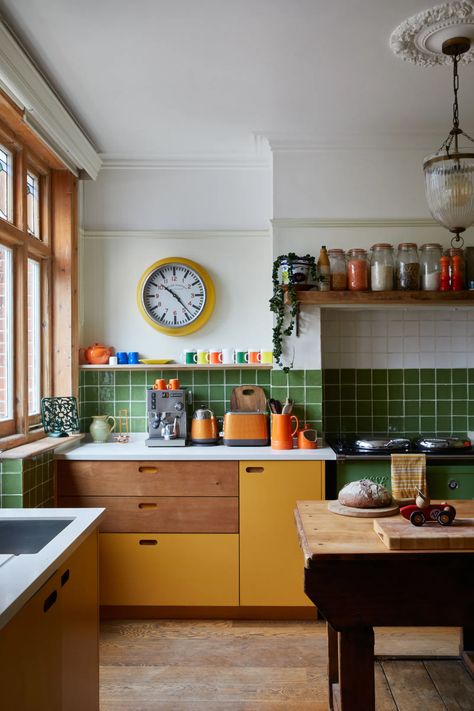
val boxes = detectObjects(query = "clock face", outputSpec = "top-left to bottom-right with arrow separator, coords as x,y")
137,258 -> 215,336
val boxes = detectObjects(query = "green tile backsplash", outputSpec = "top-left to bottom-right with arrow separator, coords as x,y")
0,452 -> 54,509
324,368 -> 474,437
78,368 -> 323,436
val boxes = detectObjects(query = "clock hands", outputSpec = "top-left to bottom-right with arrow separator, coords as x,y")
161,284 -> 193,316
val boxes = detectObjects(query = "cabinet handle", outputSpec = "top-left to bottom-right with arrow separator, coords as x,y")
246,466 -> 264,473
139,539 -> 158,545
43,590 -> 58,613
138,466 -> 158,474
138,502 -> 157,509
61,569 -> 70,587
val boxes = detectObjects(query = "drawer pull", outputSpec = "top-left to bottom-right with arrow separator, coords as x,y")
61,569 -> 70,587
246,466 -> 264,473
138,466 -> 158,474
138,502 -> 158,509
139,539 -> 158,546
43,590 -> 58,613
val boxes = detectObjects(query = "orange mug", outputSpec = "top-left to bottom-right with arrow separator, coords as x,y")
248,349 -> 262,365
168,378 -> 180,390
153,379 -> 167,390
297,427 -> 317,449
271,414 -> 299,450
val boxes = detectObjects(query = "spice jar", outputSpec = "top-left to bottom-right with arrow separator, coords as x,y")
370,243 -> 394,291
396,243 -> 420,290
328,249 -> 347,290
419,243 -> 442,291
444,247 -> 465,290
346,249 -> 369,291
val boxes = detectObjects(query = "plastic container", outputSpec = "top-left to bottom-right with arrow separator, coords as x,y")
370,243 -> 394,291
346,249 -> 369,291
419,243 -> 442,291
396,243 -> 420,290
328,249 -> 347,290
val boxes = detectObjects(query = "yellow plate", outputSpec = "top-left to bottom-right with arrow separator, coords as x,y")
139,359 -> 174,365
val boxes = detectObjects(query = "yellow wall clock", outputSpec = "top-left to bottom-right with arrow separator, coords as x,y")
137,257 -> 215,336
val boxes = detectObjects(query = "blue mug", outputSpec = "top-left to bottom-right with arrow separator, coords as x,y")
128,351 -> 139,364
116,352 -> 128,365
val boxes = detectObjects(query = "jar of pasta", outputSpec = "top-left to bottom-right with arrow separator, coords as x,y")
396,243 -> 420,290
328,249 -> 347,290
370,243 -> 394,291
346,249 -> 369,291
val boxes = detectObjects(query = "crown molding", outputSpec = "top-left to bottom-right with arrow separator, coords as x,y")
272,217 -> 441,229
261,131 -> 445,153
99,153 -> 272,170
0,20 -> 101,179
82,229 -> 271,241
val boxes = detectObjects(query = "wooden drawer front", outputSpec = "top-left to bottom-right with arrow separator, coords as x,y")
59,496 -> 238,533
57,460 -> 238,497
99,533 -> 239,606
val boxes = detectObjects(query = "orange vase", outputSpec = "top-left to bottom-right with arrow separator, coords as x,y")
271,414 -> 299,450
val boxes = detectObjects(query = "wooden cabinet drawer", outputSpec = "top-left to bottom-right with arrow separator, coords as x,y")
57,460 -> 238,497
99,533 -> 239,606
59,496 -> 238,533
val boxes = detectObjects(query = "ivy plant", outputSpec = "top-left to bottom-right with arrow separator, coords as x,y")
269,253 -> 317,372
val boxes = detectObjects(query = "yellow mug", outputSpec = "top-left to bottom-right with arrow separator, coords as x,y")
260,349 -> 273,364
197,349 -> 210,365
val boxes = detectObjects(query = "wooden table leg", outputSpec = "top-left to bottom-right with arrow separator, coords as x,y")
338,627 -> 375,711
460,626 -> 474,675
327,622 -> 339,710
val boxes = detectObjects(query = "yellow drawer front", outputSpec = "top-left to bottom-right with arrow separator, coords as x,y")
99,533 -> 239,606
240,461 -> 323,606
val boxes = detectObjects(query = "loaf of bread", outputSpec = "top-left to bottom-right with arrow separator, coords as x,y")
338,479 -> 392,508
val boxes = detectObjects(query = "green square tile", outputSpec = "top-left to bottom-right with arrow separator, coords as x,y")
388,417 -> 404,433
99,402 -> 115,416
99,386 -> 115,402
389,384 -> 403,400
243,370 -> 257,384
356,369 -> 371,384
146,370 -> 162,385
340,369 -> 355,384
357,416 -> 372,433
356,385 -> 371,400
372,385 -> 387,400
84,370 -> 99,385
79,370 -> 86,386
420,369 -> 435,384
324,416 -> 340,434
270,387 -> 287,403
2,473 -> 23,495
469,369 -> 474,383
340,416 -> 357,433
437,416 -> 452,432
271,370 -> 288,387
2,494 -> 23,508
305,403 -> 322,419
325,385 -> 340,401
130,402 -> 146,417
421,400 -> 435,416
372,400 -> 387,416
453,384 -> 467,400
98,371 -> 114,386
131,385 -> 146,401
436,384 -> 452,400
388,369 -> 403,384
305,386 -> 322,404
372,369 -> 387,384
436,368 -> 451,384
193,370 -> 209,385
114,401 -> 130,416
404,369 -> 419,384
288,369 -> 305,386
421,416 -> 436,433
210,385 -> 225,401
131,418 -> 146,433
437,400 -> 451,416
114,385 -> 130,401
405,400 -> 419,416
340,400 -> 355,416
421,384 -> 435,400
453,416 -> 467,431
82,386 -> 99,402
357,401 -> 372,417
225,385 -> 236,402
340,384 -> 355,401
324,400 -> 340,417
178,371 -> 192,386
404,384 -> 419,400
453,400 -> 467,416
115,370 -> 131,385
131,371 -> 146,385
306,370 -> 322,386
388,401 -> 403,416
292,405 -> 305,421
288,386 -> 304,404
224,370 -> 241,385
469,385 -> 474,400
82,402 -> 99,418
209,401 -> 225,417
323,369 -> 339,385
210,370 -> 224,384
257,369 -> 271,385
193,388 -> 210,405
404,417 -> 420,432
468,400 -> 474,416
452,368 -> 467,384
373,416 -> 388,433
1,460 -> 22,474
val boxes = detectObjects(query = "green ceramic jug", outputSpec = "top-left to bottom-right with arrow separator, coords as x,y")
89,415 -> 115,443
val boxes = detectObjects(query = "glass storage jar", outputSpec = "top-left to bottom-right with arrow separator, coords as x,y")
444,247 -> 466,290
396,243 -> 420,290
419,243 -> 442,291
370,243 -> 394,291
328,249 -> 347,290
346,249 -> 369,291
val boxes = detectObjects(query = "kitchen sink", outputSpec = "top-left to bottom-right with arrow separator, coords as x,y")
0,518 -> 75,555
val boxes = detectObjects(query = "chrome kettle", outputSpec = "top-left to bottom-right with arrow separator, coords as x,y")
190,407 -> 219,446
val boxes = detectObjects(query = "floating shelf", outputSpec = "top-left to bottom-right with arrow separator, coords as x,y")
287,289 -> 474,306
79,364 -> 273,371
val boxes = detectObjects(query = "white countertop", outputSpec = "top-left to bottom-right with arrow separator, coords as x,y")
0,507 -> 104,630
54,433 -> 337,461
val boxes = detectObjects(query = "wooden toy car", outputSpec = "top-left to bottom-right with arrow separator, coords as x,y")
400,502 -> 457,527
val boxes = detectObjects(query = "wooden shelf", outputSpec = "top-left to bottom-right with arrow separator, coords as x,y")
288,289 -> 474,306
79,364 -> 273,371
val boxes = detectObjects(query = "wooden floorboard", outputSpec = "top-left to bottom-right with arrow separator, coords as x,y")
99,620 -> 474,711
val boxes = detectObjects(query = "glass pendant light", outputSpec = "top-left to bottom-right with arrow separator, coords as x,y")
423,37 -> 474,246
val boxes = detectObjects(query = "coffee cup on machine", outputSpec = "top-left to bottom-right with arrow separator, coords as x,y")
153,379 -> 167,390
168,379 -> 180,390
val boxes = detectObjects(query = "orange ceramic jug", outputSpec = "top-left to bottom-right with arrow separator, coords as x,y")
82,343 -> 113,365
271,413 -> 299,450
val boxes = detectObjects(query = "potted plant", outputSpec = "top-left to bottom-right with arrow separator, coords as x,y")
269,253 -> 317,372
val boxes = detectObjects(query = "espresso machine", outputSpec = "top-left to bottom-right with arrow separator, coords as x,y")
146,388 -> 189,446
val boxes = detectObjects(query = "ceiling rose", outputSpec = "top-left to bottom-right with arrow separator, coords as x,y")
390,1 -> 474,66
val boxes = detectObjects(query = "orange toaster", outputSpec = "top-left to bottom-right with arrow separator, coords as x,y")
223,412 -> 269,446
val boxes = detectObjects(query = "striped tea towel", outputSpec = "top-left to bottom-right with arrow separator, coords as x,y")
390,453 -> 427,502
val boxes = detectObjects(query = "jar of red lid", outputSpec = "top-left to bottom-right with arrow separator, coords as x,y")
346,249 -> 369,291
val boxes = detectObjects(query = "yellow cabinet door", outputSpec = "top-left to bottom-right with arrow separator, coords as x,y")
99,533 -> 239,606
240,460 -> 323,606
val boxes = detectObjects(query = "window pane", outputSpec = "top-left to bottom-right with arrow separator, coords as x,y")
0,146 -> 13,222
27,171 -> 40,238
28,258 -> 41,415
0,244 -> 13,420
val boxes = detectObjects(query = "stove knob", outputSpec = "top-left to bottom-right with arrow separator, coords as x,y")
448,479 -> 459,490
174,402 -> 184,411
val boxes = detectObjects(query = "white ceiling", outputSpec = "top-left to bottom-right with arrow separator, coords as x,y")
1,0 -> 473,158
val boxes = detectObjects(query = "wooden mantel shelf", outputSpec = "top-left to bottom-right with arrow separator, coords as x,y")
287,289 -> 474,306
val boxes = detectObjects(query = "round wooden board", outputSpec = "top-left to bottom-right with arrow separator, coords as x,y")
328,500 -> 400,518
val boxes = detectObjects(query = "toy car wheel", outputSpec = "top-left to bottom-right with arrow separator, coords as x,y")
438,511 -> 453,526
410,511 -> 425,526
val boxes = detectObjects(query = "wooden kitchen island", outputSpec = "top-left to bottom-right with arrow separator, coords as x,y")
294,500 -> 474,711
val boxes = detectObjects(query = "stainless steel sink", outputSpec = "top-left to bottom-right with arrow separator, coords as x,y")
0,518 -> 74,554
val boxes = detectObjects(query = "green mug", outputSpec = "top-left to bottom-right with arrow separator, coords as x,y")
235,350 -> 248,365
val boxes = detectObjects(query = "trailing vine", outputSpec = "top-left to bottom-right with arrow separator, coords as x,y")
269,253 -> 317,372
